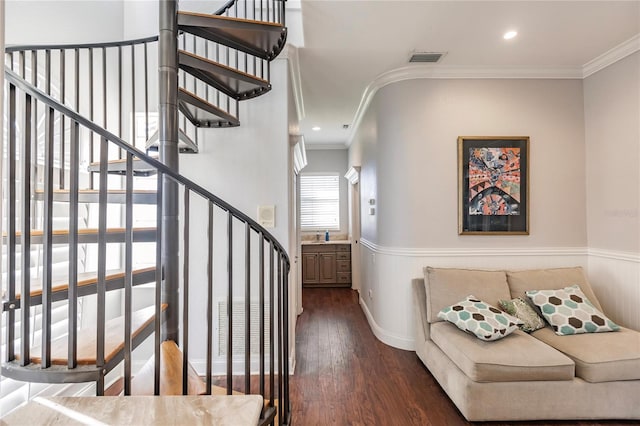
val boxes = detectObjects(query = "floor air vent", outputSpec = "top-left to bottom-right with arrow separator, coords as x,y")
409,52 -> 445,63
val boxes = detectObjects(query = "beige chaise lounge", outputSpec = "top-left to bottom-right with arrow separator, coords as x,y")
412,266 -> 640,421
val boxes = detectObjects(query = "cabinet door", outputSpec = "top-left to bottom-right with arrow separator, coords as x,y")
302,253 -> 319,284
318,253 -> 337,284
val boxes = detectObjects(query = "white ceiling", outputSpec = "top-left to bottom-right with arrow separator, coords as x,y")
293,1 -> 640,147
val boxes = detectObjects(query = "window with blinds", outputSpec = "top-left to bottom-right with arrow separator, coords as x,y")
299,173 -> 340,230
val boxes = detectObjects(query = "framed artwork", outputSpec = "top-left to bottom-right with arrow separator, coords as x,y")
458,136 -> 529,235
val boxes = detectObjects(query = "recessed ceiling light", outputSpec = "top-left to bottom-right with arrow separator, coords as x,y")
503,30 -> 518,40
312,126 -> 321,131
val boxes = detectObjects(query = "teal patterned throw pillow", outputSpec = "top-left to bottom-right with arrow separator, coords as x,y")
526,285 -> 620,336
499,297 -> 546,333
438,295 -> 522,341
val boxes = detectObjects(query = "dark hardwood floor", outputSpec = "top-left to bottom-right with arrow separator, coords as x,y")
290,288 -> 636,426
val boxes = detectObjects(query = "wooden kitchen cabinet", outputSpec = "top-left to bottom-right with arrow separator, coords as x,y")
302,243 -> 351,288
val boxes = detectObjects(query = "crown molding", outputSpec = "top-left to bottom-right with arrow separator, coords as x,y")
345,34 -> 640,148
283,44 -> 305,122
345,65 -> 582,147
583,34 -> 640,78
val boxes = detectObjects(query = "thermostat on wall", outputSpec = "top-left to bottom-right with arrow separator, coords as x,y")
258,205 -> 275,228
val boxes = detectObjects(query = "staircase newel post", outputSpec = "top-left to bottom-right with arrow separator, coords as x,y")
159,0 -> 180,343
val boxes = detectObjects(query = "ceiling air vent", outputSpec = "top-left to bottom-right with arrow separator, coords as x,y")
409,52 -> 445,63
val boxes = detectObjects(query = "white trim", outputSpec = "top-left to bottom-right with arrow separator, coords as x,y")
583,34 -> 640,78
588,248 -> 640,263
359,237 -> 587,258
346,65 -> 582,147
285,45 -> 305,121
345,35 -> 640,148
359,296 -> 414,350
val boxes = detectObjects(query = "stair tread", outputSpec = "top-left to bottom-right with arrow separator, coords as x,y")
87,156 -> 159,176
34,189 -> 158,205
178,50 -> 270,100
178,87 -> 240,127
9,266 -> 156,299
131,340 -> 207,395
36,189 -> 157,195
20,304 -> 167,365
3,227 -> 157,246
178,11 -> 286,61
179,10 -> 284,28
5,226 -> 157,238
179,50 -> 269,83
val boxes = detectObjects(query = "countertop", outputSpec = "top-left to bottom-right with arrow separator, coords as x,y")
301,240 -> 351,245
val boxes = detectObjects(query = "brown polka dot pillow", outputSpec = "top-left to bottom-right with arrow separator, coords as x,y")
526,285 -> 620,336
438,295 -> 522,341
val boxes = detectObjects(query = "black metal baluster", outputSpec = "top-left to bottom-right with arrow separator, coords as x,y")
269,241 -> 275,408
89,48 -> 95,189
21,93 -> 33,365
154,172 -> 163,396
227,211 -> 233,394
277,250 -> 283,425
118,45 -> 123,158
68,120 -> 80,369
259,232 -> 265,396
245,223 -> 251,394
41,106 -> 55,369
124,153 -> 134,395
282,257 -> 290,424
206,203 -> 214,394
7,83 -> 17,363
131,45 -> 136,148
59,49 -> 65,188
103,47 -> 107,133
96,137 -> 109,395
144,42 -> 149,147
183,189 -> 190,395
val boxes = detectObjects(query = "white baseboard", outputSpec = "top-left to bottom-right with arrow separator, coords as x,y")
358,296 -> 414,351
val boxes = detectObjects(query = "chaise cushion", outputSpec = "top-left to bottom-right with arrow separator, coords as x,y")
531,326 -> 640,383
430,321 -> 575,382
424,267 -> 511,323
506,267 -> 604,312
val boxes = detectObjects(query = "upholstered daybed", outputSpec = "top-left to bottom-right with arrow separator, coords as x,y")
412,266 -> 640,421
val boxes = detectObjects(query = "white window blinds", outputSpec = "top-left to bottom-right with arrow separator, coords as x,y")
299,174 -> 340,230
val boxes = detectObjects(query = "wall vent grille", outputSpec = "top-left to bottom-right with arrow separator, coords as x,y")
409,52 -> 445,63
217,301 -> 271,357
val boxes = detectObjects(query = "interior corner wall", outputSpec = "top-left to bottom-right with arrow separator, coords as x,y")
301,149 -> 349,237
584,52 -> 640,330
348,78 -> 590,349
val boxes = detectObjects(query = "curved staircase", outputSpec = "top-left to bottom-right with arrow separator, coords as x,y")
2,1 -> 290,424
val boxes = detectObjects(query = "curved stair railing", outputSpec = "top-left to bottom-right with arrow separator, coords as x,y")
3,66 -> 290,425
2,1 -> 290,425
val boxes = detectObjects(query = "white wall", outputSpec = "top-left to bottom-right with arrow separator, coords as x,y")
179,59 -> 292,372
5,1 -> 124,44
301,148 -> 349,237
584,52 -> 640,330
349,77 -> 593,349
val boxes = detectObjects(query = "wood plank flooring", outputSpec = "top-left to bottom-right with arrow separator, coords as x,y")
290,288 -> 636,426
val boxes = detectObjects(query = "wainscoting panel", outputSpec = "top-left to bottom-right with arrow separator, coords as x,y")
358,239 -> 593,350
588,250 -> 640,331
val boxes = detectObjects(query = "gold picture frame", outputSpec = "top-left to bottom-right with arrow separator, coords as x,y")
458,136 -> 530,235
